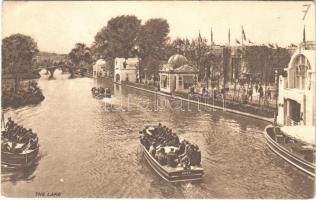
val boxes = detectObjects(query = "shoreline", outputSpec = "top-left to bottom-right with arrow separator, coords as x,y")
112,80 -> 274,123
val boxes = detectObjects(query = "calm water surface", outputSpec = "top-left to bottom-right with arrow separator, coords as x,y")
2,70 -> 314,198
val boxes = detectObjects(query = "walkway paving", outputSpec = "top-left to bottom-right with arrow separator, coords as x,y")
116,82 -> 274,123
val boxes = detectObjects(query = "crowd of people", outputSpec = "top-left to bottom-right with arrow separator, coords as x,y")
196,84 -> 275,105
140,123 -> 201,169
1,117 -> 39,153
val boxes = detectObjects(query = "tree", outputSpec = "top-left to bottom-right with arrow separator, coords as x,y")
243,45 -> 291,86
137,18 -> 170,77
2,33 -> 39,75
93,15 -> 141,59
68,43 -> 93,68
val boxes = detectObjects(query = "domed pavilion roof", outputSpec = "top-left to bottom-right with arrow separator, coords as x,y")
167,54 -> 188,69
95,59 -> 106,66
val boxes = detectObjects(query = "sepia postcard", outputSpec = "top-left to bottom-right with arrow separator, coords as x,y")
1,1 -> 315,198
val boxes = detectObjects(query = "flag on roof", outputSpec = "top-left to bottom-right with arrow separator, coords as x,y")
242,26 -> 247,41
228,28 -> 230,44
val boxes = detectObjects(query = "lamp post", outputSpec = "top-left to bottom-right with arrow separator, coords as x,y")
275,69 -> 279,113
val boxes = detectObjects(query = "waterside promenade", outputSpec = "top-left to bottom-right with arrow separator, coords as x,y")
114,80 -> 274,123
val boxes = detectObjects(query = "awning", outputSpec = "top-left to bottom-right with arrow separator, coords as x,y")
280,126 -> 315,145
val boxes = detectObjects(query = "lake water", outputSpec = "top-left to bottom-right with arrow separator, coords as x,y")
2,70 -> 314,198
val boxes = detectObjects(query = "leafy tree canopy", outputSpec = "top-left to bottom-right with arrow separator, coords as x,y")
2,33 -> 39,74
68,43 -> 93,67
93,15 -> 141,59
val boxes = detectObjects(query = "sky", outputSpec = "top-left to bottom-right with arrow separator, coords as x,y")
2,1 -> 315,54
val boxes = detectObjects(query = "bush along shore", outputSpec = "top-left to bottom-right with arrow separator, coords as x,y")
2,82 -> 45,108
119,81 -> 276,119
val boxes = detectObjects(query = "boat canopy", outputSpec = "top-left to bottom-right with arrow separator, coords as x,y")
280,126 -> 315,145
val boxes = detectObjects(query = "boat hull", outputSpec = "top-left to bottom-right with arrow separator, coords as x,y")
1,148 -> 39,168
264,125 -> 315,177
142,145 -> 204,182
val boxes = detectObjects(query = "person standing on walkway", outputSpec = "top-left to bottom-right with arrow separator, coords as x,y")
248,87 -> 253,102
258,85 -> 264,104
267,88 -> 271,100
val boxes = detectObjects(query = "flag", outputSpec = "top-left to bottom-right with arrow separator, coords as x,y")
303,25 -> 306,43
242,26 -> 247,41
235,39 -> 240,44
211,27 -> 214,45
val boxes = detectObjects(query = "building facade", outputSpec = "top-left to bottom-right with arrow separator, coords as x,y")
93,59 -> 108,78
114,58 -> 139,83
159,54 -> 198,94
277,41 -> 315,126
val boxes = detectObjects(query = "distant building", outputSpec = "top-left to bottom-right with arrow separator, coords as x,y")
159,54 -> 198,93
277,41 -> 315,126
93,59 -> 108,78
114,58 -> 139,83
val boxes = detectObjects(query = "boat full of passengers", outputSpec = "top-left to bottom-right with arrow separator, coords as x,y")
139,123 -> 204,182
1,117 -> 39,168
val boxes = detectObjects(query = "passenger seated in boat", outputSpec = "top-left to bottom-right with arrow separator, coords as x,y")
149,142 -> 156,157
11,126 -> 21,140
179,143 -> 193,162
156,147 -> 168,165
2,142 -> 11,152
180,155 -> 191,169
99,87 -> 105,94
190,145 -> 201,166
167,148 -> 178,167
178,140 -> 187,155
140,133 -> 151,150
20,129 -> 34,143
5,117 -> 14,130
16,128 -> 27,141
29,135 -> 39,150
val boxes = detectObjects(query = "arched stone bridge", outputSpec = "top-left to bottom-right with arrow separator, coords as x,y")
33,65 -> 89,78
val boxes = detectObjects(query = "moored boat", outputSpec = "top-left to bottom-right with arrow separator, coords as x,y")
140,125 -> 204,182
264,125 -> 315,177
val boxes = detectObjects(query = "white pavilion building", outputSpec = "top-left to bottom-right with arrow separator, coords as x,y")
277,41 -> 315,126
159,54 -> 198,94
114,58 -> 139,83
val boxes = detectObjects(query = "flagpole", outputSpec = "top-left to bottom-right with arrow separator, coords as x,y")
303,24 -> 306,44
211,27 -> 213,47
228,28 -> 230,46
241,25 -> 243,48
